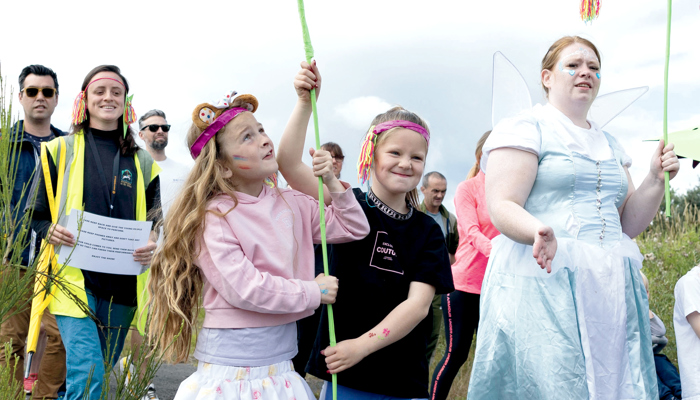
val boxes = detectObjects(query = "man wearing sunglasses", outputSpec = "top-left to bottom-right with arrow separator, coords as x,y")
1,65 -> 66,399
137,109 -> 190,218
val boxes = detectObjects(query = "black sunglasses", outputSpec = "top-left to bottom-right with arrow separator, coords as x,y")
23,87 -> 56,98
141,124 -> 171,133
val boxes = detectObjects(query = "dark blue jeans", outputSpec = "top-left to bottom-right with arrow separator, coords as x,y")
55,290 -> 135,400
655,353 -> 682,400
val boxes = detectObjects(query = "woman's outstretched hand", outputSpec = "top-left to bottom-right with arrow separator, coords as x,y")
533,225 -> 557,273
293,60 -> 321,103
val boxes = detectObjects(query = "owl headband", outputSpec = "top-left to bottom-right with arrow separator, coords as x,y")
357,120 -> 430,184
189,90 -> 259,159
71,77 -> 136,138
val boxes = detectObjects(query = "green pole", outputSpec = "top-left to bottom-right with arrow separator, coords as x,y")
296,1 -> 337,399
663,0 -> 672,216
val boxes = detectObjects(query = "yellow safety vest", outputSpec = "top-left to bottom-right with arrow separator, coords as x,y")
44,131 -> 160,334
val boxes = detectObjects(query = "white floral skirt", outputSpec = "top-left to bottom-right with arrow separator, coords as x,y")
174,360 -> 316,400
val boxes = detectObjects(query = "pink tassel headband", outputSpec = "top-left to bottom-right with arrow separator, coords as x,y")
356,120 -> 430,185
70,77 -> 136,136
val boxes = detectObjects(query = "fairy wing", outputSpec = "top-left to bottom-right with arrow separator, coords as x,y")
491,51 -> 648,130
587,86 -> 649,128
491,51 -> 533,128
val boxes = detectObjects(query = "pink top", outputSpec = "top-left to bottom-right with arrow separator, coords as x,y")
452,171 -> 500,293
197,185 -> 370,329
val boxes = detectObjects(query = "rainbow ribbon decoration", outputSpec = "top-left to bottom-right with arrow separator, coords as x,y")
357,126 -> 377,184
296,1 -> 337,399
580,0 -> 601,23
663,0 -> 672,216
124,94 -> 136,139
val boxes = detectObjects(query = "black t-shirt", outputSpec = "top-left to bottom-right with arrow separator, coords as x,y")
307,188 -> 454,398
81,128 -> 139,305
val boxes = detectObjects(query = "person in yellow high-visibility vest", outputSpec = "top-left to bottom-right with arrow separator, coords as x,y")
28,65 -> 160,400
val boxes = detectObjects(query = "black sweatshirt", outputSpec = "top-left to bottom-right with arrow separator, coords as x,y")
30,128 -> 160,306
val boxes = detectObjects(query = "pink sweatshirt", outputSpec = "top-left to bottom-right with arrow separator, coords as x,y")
452,171 -> 500,294
197,185 -> 370,329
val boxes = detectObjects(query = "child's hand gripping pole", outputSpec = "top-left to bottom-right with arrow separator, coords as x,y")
297,1 -> 337,399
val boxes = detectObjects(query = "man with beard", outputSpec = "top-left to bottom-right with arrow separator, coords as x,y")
137,110 -> 190,218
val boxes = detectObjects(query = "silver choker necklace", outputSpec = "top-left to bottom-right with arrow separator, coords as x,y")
367,189 -> 413,221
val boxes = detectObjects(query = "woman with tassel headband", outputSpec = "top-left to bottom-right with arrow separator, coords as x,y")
277,61 -> 454,399
28,65 -> 161,399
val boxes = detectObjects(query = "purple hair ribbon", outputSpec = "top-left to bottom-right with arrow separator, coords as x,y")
190,107 -> 249,159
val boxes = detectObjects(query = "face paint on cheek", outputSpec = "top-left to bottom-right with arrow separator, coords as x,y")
596,73 -> 601,79
232,156 -> 248,161
559,62 -> 576,76
237,165 -> 251,170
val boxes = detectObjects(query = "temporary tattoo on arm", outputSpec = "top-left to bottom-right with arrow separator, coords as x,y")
368,329 -> 390,341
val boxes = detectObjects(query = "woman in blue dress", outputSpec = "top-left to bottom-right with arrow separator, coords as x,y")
468,36 -> 680,400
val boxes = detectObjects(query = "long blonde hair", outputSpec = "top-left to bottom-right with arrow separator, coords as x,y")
368,106 -> 429,209
147,116 -> 240,363
467,130 -> 492,180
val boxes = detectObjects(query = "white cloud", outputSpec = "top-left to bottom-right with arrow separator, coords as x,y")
2,0 -> 698,209
334,96 -> 392,131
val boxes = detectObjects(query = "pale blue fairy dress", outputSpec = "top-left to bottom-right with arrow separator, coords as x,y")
467,104 -> 658,400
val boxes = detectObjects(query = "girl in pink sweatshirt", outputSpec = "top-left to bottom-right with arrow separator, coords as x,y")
147,79 -> 370,400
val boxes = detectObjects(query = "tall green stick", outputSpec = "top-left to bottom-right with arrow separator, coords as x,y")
663,0 -> 672,216
297,1 -> 337,399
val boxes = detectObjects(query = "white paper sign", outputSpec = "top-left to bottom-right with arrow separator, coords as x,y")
57,209 -> 153,275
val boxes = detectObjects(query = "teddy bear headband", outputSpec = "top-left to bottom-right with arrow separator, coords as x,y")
71,77 -> 136,138
189,90 -> 259,159
357,120 -> 430,184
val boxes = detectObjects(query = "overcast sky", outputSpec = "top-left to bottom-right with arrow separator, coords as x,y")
2,0 -> 698,212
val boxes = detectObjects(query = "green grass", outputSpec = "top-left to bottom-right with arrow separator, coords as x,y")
636,204 -> 700,366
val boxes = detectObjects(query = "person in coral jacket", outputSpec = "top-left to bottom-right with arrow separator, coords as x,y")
430,130 -> 498,400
